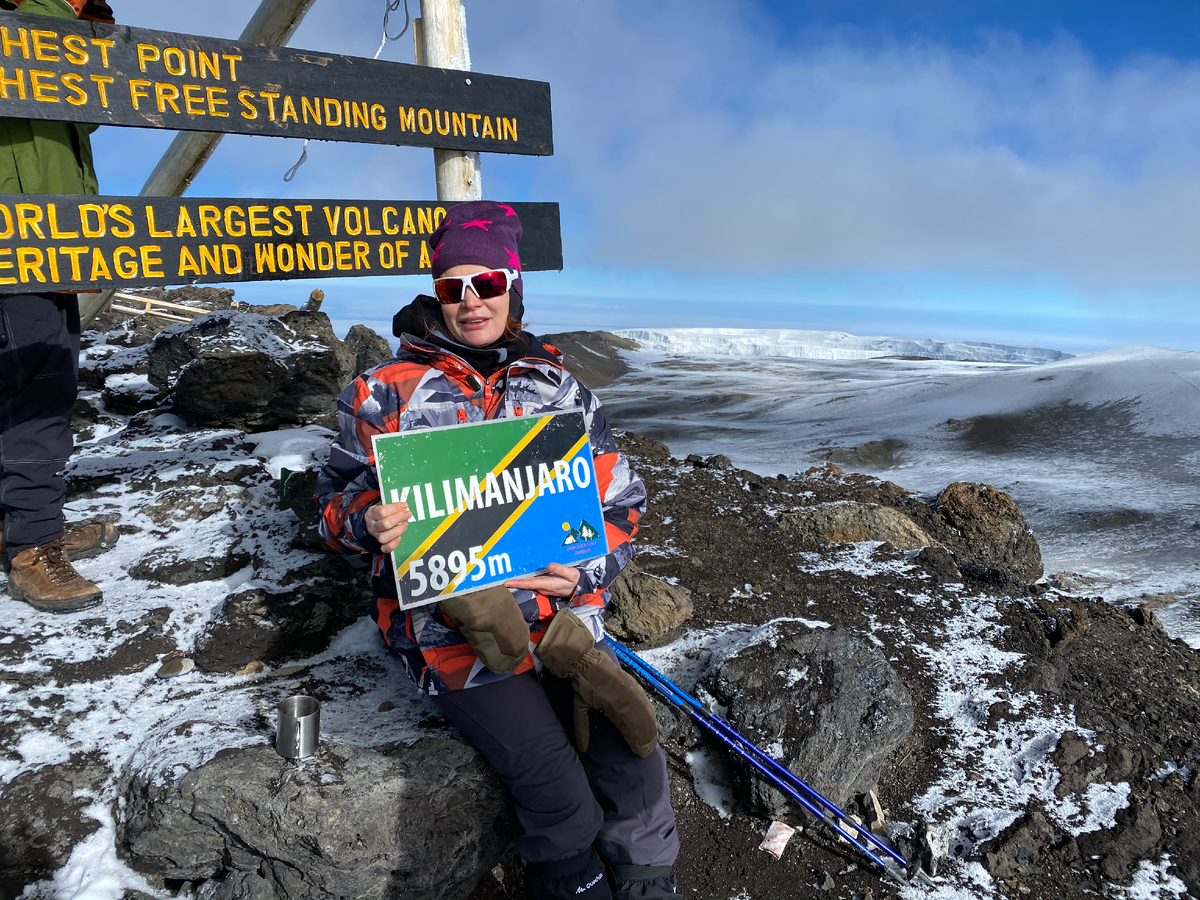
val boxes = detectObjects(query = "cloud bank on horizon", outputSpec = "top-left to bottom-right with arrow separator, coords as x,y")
90,0 -> 1200,347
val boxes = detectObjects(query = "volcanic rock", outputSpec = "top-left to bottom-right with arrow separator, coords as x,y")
930,482 -> 1043,582
912,546 -> 961,583
119,740 -> 516,900
820,439 -> 904,470
702,621 -> 913,814
686,454 -> 733,470
1078,801 -> 1163,883
0,754 -> 110,897
344,324 -> 394,378
145,310 -> 364,430
982,805 -> 1058,879
129,544 -> 252,585
246,303 -> 299,316
539,330 -> 639,389
605,562 -> 694,642
777,502 -> 936,550
283,468 -> 325,550
192,558 -> 369,673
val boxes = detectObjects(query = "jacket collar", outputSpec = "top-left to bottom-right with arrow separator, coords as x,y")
398,331 -> 565,385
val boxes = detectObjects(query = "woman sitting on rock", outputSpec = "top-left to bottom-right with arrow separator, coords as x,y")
315,201 -> 678,900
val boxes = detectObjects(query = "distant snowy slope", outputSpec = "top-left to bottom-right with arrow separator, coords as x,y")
615,327 -> 1074,364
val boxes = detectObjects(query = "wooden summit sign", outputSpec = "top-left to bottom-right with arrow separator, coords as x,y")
0,195 -> 561,292
0,12 -> 553,154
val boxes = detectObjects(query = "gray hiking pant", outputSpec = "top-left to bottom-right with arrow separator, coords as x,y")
434,643 -> 679,867
0,292 -> 79,553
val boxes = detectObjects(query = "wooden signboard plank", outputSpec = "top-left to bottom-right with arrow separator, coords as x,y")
0,12 -> 552,154
0,195 -> 561,292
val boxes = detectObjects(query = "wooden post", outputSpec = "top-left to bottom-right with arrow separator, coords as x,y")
79,0 -> 318,327
139,0 -> 319,198
414,0 -> 482,202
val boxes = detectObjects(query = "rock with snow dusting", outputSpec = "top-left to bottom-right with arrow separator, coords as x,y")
192,557 -> 370,673
820,439 -> 905,470
120,740 -> 515,900
128,544 -> 251,585
778,501 -> 937,550
0,754 -> 110,897
605,562 -> 693,642
146,310 -> 364,430
702,621 -> 913,814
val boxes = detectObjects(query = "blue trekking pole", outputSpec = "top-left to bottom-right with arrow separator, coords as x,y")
605,636 -> 909,874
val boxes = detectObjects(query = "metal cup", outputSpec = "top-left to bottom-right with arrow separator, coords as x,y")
275,695 -> 320,759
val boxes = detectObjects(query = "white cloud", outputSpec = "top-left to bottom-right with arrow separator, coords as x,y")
467,1 -> 1200,285
98,0 -> 1200,288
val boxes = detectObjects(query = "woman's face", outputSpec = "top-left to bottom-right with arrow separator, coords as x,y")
440,264 -> 511,347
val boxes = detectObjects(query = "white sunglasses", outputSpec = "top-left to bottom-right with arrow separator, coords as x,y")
432,268 -> 518,304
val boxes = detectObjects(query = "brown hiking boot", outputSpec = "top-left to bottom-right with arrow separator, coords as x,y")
62,520 -> 119,559
7,540 -> 103,613
0,520 -> 118,570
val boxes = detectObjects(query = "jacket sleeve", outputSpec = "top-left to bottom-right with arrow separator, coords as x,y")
315,375 -> 395,554
570,382 -> 646,604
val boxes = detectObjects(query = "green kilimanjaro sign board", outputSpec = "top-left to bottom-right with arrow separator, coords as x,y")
372,410 -> 608,610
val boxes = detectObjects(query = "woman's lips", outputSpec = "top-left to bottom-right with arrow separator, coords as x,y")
459,316 -> 490,329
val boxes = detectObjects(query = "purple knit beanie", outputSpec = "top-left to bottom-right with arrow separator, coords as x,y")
430,201 -> 524,315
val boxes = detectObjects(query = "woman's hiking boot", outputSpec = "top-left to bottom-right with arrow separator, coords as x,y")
7,539 -> 103,612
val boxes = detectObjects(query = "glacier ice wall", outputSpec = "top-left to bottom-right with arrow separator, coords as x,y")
614,328 -> 1073,364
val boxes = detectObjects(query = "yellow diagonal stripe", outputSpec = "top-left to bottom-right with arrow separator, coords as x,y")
395,415 -> 555,578
441,430 -> 592,596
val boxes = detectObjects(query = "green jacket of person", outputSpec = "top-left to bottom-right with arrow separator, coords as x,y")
0,0 -> 99,195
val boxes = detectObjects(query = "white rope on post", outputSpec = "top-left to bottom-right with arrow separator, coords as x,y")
283,0 -> 411,182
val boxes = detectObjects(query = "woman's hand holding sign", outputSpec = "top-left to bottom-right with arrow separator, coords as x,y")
365,501 -> 413,553
506,562 -> 581,599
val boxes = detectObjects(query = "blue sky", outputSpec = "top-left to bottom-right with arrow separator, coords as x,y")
95,1 -> 1200,352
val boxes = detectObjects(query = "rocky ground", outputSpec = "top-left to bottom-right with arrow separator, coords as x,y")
1,291 -> 1197,900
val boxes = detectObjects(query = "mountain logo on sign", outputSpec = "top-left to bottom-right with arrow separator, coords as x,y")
561,520 -> 601,546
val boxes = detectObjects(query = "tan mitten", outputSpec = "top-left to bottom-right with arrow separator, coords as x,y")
439,586 -> 530,673
535,609 -> 658,758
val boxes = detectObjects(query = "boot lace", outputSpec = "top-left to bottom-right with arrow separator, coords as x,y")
38,541 -> 80,586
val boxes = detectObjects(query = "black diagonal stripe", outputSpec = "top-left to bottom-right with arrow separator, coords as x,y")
412,412 -> 587,591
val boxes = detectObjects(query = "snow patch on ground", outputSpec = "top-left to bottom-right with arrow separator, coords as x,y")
796,540 -> 919,579
20,803 -> 165,900
686,746 -> 736,819
899,861 -> 996,900
1122,856 -> 1190,899
903,593 -> 1118,851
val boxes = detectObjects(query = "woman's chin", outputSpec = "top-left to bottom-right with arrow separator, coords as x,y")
454,323 -> 501,346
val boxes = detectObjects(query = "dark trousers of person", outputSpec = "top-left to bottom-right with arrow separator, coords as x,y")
434,644 -> 679,874
0,292 -> 80,554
